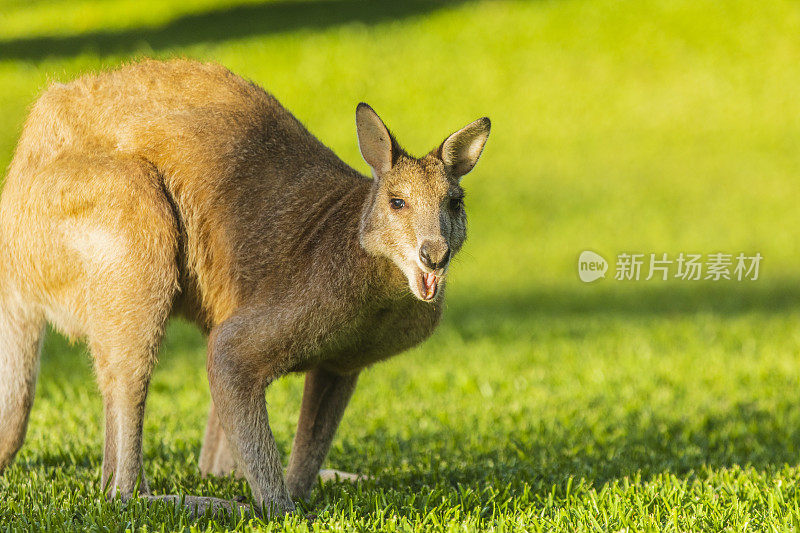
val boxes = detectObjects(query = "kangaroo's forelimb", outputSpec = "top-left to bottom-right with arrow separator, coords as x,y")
206,308 -> 296,517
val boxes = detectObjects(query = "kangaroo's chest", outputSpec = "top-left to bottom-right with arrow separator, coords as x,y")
308,297 -> 443,375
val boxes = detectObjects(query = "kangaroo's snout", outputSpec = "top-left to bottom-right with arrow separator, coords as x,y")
419,240 -> 450,272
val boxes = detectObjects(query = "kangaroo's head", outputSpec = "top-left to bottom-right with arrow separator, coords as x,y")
356,103 -> 490,302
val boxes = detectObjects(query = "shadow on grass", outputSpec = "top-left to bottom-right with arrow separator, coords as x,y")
42,280 -> 800,379
0,0 -> 468,61
445,279 -> 800,337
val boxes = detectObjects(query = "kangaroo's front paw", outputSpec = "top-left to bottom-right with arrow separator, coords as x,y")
142,494 -> 250,518
319,469 -> 369,484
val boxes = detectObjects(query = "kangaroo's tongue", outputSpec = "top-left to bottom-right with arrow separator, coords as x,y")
423,272 -> 438,299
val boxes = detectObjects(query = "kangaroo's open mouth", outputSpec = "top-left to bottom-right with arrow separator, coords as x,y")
417,271 -> 440,301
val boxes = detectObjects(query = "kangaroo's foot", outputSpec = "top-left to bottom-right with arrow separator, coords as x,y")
318,469 -> 369,484
141,494 -> 252,519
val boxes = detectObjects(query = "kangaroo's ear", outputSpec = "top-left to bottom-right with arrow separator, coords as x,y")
436,117 -> 491,179
356,103 -> 398,177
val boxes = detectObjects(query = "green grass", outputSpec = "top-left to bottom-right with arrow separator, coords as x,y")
2,0 -> 800,530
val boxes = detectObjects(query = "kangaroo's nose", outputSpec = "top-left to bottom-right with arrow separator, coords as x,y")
419,240 -> 451,271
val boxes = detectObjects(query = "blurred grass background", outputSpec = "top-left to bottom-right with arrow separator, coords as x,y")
2,0 -> 800,530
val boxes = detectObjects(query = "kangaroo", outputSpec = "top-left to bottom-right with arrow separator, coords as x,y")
0,59 -> 490,517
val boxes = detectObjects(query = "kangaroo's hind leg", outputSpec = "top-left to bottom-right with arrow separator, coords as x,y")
285,367 -> 360,500
40,153 -> 181,499
0,288 -> 45,473
199,400 -> 241,478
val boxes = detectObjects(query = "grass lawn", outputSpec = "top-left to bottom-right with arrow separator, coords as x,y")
2,0 -> 800,530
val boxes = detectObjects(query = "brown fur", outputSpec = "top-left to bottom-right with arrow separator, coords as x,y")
0,59 -> 490,517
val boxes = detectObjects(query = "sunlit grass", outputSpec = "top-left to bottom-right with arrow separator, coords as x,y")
1,0 -> 800,530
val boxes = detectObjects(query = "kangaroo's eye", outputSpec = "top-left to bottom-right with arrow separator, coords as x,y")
449,197 -> 464,211
390,198 -> 406,210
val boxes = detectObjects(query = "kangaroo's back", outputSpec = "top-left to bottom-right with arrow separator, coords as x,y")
3,59 -> 370,328
8,59 -> 341,182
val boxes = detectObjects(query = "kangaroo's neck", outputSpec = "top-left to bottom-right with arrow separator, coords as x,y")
310,173 -> 407,306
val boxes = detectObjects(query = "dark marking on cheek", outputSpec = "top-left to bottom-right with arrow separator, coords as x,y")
450,215 -> 467,251
438,210 -> 452,237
